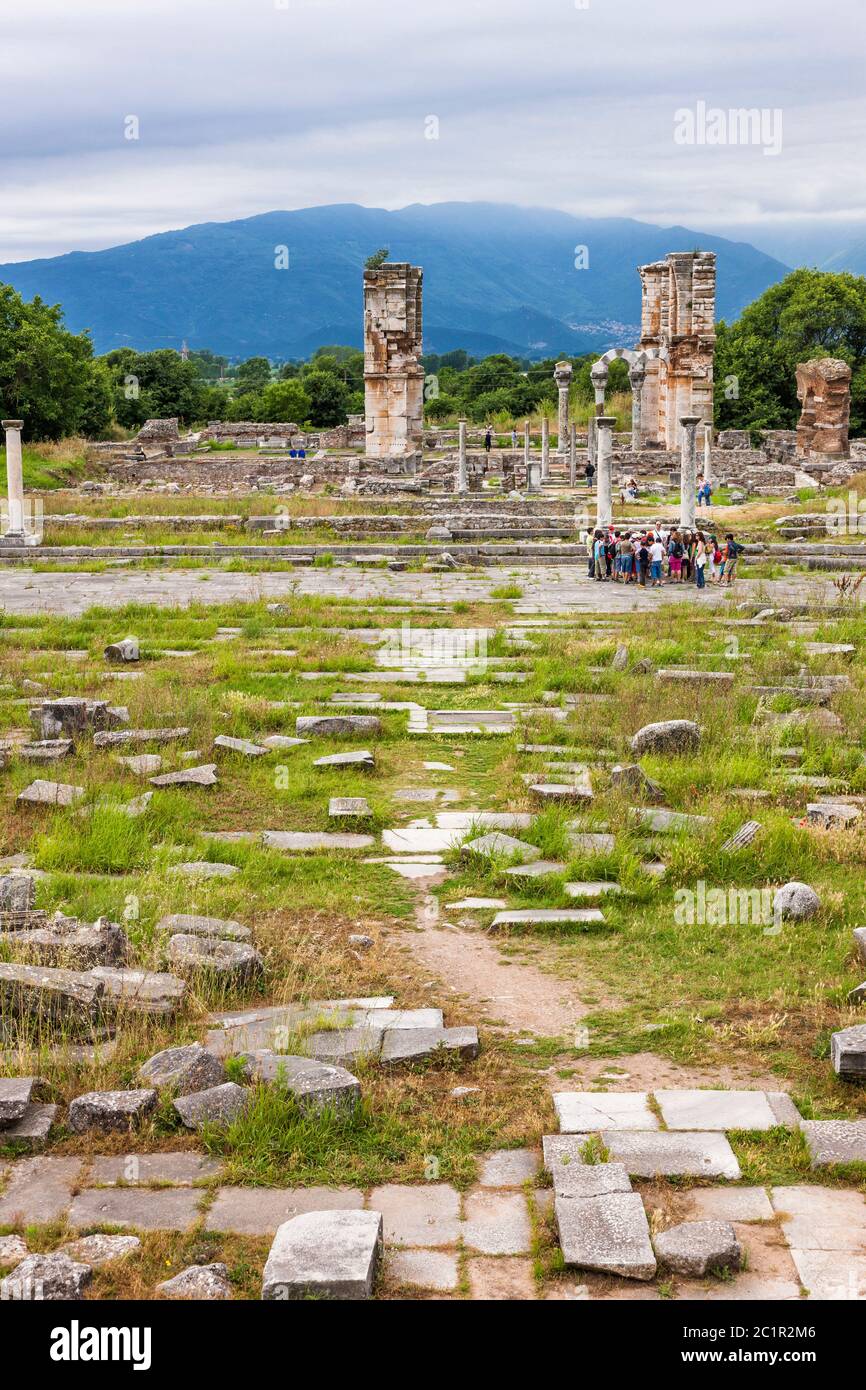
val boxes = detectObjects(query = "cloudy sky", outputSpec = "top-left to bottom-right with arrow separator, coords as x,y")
0,0 -> 863,264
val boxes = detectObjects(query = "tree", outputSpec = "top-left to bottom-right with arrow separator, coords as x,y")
364,248 -> 390,270
255,379 -> 311,424
103,349 -> 207,429
234,356 -> 272,395
303,370 -> 349,426
0,282 -> 109,440
714,269 -> 866,435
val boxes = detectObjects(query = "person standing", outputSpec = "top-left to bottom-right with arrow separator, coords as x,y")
638,533 -> 650,587
649,533 -> 664,587
668,530 -> 683,583
721,532 -> 744,586
484,425 -> 493,455
585,459 -> 596,489
511,426 -> 518,449
695,531 -> 707,589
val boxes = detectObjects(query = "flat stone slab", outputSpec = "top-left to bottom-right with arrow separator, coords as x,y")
388,1248 -> 459,1291
555,1191 -> 656,1281
213,735 -> 267,757
89,1153 -> 223,1185
0,1103 -> 56,1151
636,808 -> 711,833
313,749 -> 375,768
564,881 -> 621,898
94,727 -> 189,747
771,1184 -> 866,1251
261,735 -> 308,750
601,1131 -> 742,1180
68,1186 -> 202,1232
382,827 -> 460,853
503,859 -> 566,879
369,1183 -> 461,1247
168,860 -> 238,878
329,797 -> 371,819
0,1156 -> 82,1224
380,1025 -> 479,1066
656,1089 -> 801,1132
17,779 -> 84,807
262,1209 -> 382,1300
263,830 -> 375,851
303,1026 -> 383,1065
152,764 -> 219,787
479,1149 -> 540,1187
490,909 -> 605,930
296,715 -> 382,736
118,753 -> 163,775
688,1187 -> 774,1222
656,669 -> 734,686
207,1185 -> 363,1236
654,1220 -> 741,1277
553,1092 -> 659,1133
566,831 -> 616,855
545,1147 -> 632,1200
801,1119 -> 866,1168
89,966 -> 185,1016
463,1190 -> 532,1254
446,897 -> 508,910
156,913 -> 251,942
0,1076 -> 39,1125
461,832 -> 541,862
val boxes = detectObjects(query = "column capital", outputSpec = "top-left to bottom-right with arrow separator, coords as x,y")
595,415 -> 617,428
679,414 -> 701,427
2,419 -> 23,431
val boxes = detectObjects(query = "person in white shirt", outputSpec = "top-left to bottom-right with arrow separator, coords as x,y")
649,538 -> 664,586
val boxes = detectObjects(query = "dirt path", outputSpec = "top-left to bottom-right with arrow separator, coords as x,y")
399,886 -> 596,1037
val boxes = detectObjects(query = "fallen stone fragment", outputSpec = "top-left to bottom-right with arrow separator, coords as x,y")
801,1118 -> 866,1167
139,1042 -> 227,1096
504,859 -> 566,880
19,739 -> 73,763
303,1027 -> 383,1065
774,881 -> 821,920
1,912 -> 128,970
156,912 -> 251,942
61,1234 -> 140,1267
0,961 -> 105,1036
17,779 -> 84,808
656,669 -> 734,687
0,1102 -> 57,1151
168,935 -> 264,984
0,1076 -> 41,1126
529,782 -> 592,804
168,860 -> 237,878
260,735 -> 308,750
313,749 -> 375,769
329,796 -> 371,819
297,715 -> 382,737
262,830 -> 375,851
546,1150 -> 632,1201
150,764 -> 218,787
0,872 -> 36,912
630,720 -> 701,756
93,727 -> 190,748
654,1220 -> 742,1277
720,819 -> 762,853
610,764 -> 665,803
490,908 -> 605,930
245,1052 -> 361,1115
555,1191 -> 656,1281
156,1262 -> 232,1300
174,1081 -> 251,1131
104,636 -> 140,663
1,1251 -> 92,1300
461,832 -> 541,863
636,808 -> 710,833
806,801 -> 861,830
117,754 -> 163,775
262,1209 -> 383,1300
89,966 -> 186,1017
830,1024 -> 866,1081
213,735 -> 267,757
68,1088 -> 157,1134
380,1025 -> 479,1066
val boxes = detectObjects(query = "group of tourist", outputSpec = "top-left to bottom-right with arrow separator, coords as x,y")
583,524 -> 744,589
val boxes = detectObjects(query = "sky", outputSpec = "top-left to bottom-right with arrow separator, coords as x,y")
0,0 -> 864,265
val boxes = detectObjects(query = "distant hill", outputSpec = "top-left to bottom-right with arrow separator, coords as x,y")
0,202 -> 790,360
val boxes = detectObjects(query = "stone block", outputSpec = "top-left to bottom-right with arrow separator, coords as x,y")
380,1025 -> 479,1066
368,1183 -> 460,1247
602,1131 -> 741,1179
555,1191 -> 656,1280
1,1251 -> 91,1300
173,1082 -> 251,1131
830,1025 -> 866,1081
68,1089 -> 157,1134
138,1042 -> 226,1096
156,913 -> 251,942
261,1209 -> 382,1300
654,1220 -> 742,1276
801,1119 -> 866,1168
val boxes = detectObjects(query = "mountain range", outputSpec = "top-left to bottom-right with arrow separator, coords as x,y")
0,202 -> 792,361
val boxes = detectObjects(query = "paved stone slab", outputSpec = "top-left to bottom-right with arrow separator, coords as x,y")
303,1026 -> 383,1065
468,1255 -> 536,1300
687,1187 -> 774,1222
168,859 -> 237,878
382,827 -> 460,853
463,1190 -> 532,1255
788,1249 -> 866,1300
460,832 -> 541,862
68,1186 -> 202,1232
150,764 -> 218,787
368,1183 -> 461,1247
0,1103 -> 56,1151
446,897 -> 508,910
555,1191 -> 656,1281
207,1185 -> 363,1236
263,830 -> 375,851
213,734 -> 267,757
491,909 -> 605,930
262,1209 -> 382,1300
17,779 -> 84,807
503,859 -> 566,880
380,1025 -> 479,1066
313,749 -> 375,768
801,1119 -> 866,1167
655,1089 -> 798,1132
602,1131 -> 742,1179
329,797 -> 371,819
0,1156 -> 82,1224
89,1153 -> 223,1185
563,881 -> 621,898
771,1184 -> 866,1250
553,1092 -> 658,1133
479,1149 -> 540,1187
388,1248 -> 459,1292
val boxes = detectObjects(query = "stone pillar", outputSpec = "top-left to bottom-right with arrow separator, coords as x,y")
2,419 -> 25,539
569,422 -> 577,487
363,262 -> 424,458
629,364 -> 645,452
456,418 -> 468,493
679,415 -> 701,529
595,416 -> 615,528
554,360 -> 573,452
541,415 -> 550,483
523,419 -> 532,489
703,423 -> 713,485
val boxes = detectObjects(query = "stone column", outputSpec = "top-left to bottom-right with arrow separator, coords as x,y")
2,419 -> 25,540
679,415 -> 701,529
541,415 -> 550,483
569,422 -> 577,488
595,415 -> 615,528
629,364 -> 645,452
524,419 -> 532,489
456,418 -> 468,494
589,360 -> 608,475
554,361 -> 573,452
703,423 -> 713,484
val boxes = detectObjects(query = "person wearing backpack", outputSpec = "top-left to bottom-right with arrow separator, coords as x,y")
721,533 -> 744,586
668,530 -> 684,583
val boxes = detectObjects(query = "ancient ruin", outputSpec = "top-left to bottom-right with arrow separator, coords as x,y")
363,262 -> 424,460
796,357 -> 851,459
636,252 -> 716,448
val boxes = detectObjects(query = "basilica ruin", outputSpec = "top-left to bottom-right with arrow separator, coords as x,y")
636,251 -> 716,448
796,356 -> 851,460
363,261 -> 424,460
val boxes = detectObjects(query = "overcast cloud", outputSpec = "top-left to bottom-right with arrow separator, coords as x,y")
0,0 -> 863,262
